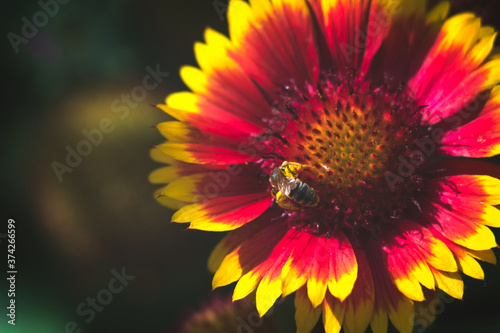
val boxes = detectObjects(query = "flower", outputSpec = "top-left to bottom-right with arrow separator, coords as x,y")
150,1 -> 500,332
173,295 -> 277,333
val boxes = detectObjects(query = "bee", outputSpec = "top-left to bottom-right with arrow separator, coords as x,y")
269,161 -> 319,210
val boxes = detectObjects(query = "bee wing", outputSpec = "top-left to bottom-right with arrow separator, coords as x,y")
277,172 -> 297,196
274,171 -> 288,193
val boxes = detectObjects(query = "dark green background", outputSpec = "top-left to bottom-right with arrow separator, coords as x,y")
1,1 -> 499,332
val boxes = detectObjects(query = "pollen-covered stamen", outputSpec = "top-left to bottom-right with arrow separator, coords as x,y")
262,72 -> 431,237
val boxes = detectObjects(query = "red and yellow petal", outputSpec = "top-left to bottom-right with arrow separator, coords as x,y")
455,249 -> 487,280
370,306 -> 388,333
306,237 -> 331,307
180,66 -> 207,94
160,90 -> 266,144
161,174 -> 207,202
255,275 -> 283,316
387,296 -> 414,333
287,230 -> 358,305
379,221 -> 460,302
429,267 -> 464,299
150,148 -> 225,209
325,233 -> 358,302
194,28 -> 272,121
208,211 -> 278,273
233,271 -> 261,301
160,165 -> 268,203
395,221 -> 458,273
436,234 -> 496,280
425,203 -> 497,251
212,218 -> 289,286
254,231 -> 305,316
281,256 -> 308,297
150,145 -> 229,180
253,260 -> 294,315
343,250 -> 375,333
227,0 -> 253,47
431,174 -> 500,205
153,187 -> 187,210
159,92 -> 200,123
425,2 -> 450,24
188,25 -> 274,135
323,293 -> 345,333
149,166 -> 180,184
422,175 -> 499,251
155,121 -> 202,143
440,85 -> 500,157
310,0 -> 371,71
468,248 -> 497,265
155,142 -> 258,165
229,0 -> 319,93
369,249 -> 415,333
370,262 -> 415,333
436,192 -> 500,227
382,240 -> 434,301
409,13 -> 499,124
150,146 -> 177,164
366,1 -> 446,83
307,274 -> 328,310
211,220 -> 297,317
430,175 -> 500,228
262,228 -> 358,313
213,249 -> 243,288
295,287 -> 322,333
172,193 -> 272,231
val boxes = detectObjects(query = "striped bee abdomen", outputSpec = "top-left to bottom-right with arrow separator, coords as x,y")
289,181 -> 318,207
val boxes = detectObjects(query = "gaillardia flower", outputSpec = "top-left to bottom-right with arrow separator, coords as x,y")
174,295 -> 277,333
151,1 -> 500,332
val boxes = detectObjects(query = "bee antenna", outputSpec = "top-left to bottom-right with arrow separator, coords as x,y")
284,105 -> 299,120
271,133 -> 290,146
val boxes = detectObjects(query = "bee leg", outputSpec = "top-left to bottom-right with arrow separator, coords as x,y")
275,191 -> 300,211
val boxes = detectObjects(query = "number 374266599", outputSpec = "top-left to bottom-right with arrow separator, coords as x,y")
7,219 -> 15,269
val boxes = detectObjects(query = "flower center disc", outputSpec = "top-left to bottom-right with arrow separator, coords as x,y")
264,73 -> 428,236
